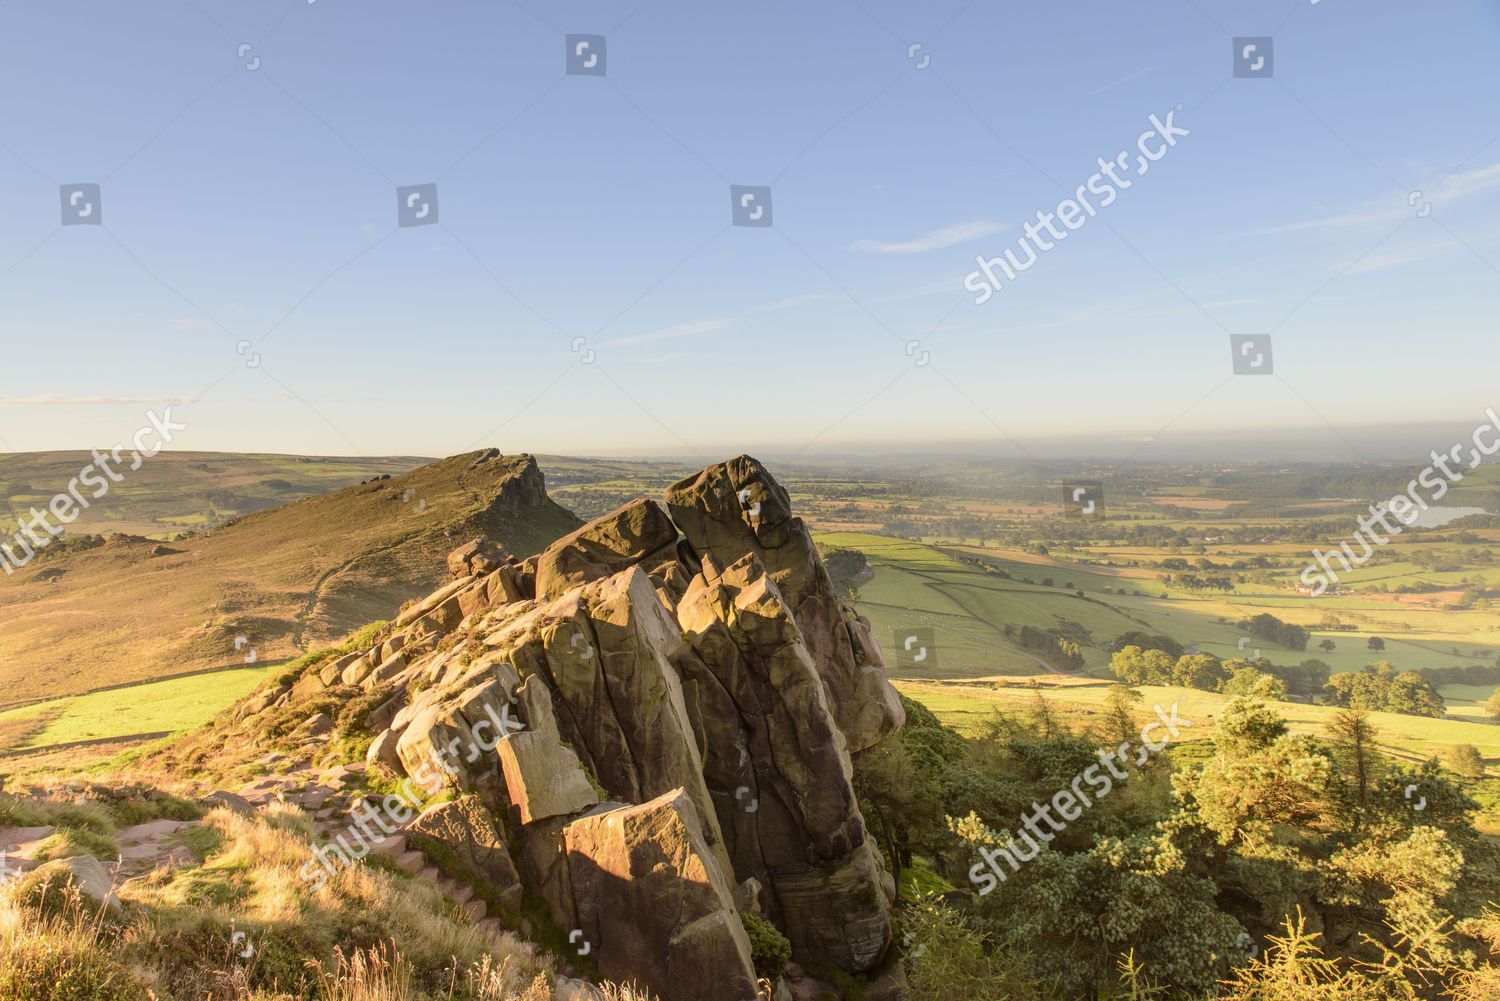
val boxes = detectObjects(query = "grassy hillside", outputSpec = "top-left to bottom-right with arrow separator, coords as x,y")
0,665 -> 279,768
0,450 -> 579,710
0,451 -> 428,539
0,790 -> 635,1001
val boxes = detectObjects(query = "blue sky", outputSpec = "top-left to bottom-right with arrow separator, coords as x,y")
1,0 -> 1498,462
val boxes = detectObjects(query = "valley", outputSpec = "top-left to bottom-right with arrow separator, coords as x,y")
2,448 -> 1498,1000
5,450 -> 1498,783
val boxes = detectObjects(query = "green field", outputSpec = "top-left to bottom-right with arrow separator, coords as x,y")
0,665 -> 279,759
816,533 -> 1054,677
895,678 -> 1500,767
818,530 -> 1500,687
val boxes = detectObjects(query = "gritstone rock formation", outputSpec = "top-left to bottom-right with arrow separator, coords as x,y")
266,454 -> 908,1001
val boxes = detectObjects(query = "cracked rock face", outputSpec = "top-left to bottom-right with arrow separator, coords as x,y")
279,455 -> 906,1001
664,457 -> 906,755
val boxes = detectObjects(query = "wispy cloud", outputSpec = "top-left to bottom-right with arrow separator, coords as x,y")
990,295 -> 1258,335
1082,65 -> 1157,99
1246,162 -> 1500,237
603,291 -> 847,351
850,219 -> 1006,255
867,275 -> 964,304
744,291 -> 844,314
1342,238 -> 1475,276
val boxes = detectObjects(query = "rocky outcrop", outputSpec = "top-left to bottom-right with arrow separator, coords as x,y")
272,455 -> 906,1000
664,457 -> 905,753
498,731 -> 599,825
448,538 -> 512,579
674,552 -> 890,970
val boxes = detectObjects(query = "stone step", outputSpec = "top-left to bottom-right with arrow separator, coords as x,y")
460,897 -> 486,922
370,834 -> 406,856
394,850 -> 425,874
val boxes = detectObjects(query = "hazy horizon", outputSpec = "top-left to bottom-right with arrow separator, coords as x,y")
5,415 -> 1492,468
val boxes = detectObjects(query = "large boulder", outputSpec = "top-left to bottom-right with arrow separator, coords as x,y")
497,731 -> 599,825
563,790 -> 759,1001
394,707 -> 497,800
366,728 -> 402,771
534,499 -> 679,600
406,796 -> 524,912
395,577 -> 473,630
20,855 -> 119,912
448,538 -> 512,579
664,455 -> 904,753
202,791 -> 255,816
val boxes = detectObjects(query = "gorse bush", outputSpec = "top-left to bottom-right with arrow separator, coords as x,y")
903,897 -> 1032,1001
862,696 -> 1500,1000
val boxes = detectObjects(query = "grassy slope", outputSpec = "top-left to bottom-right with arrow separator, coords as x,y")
0,450 -> 580,709
0,451 -> 428,539
0,795 -> 590,1001
0,665 -> 278,755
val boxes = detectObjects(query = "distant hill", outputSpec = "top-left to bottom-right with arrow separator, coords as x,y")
0,450 -> 580,707
0,451 -> 431,539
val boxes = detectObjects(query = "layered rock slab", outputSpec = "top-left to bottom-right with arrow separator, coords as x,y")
563,790 -> 759,1001
406,796 -> 524,912
534,498 -> 679,601
482,565 -> 731,877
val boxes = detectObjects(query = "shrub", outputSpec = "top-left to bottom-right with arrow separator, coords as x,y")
1444,743 -> 1486,778
739,911 -> 791,981
903,897 -> 1030,1000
